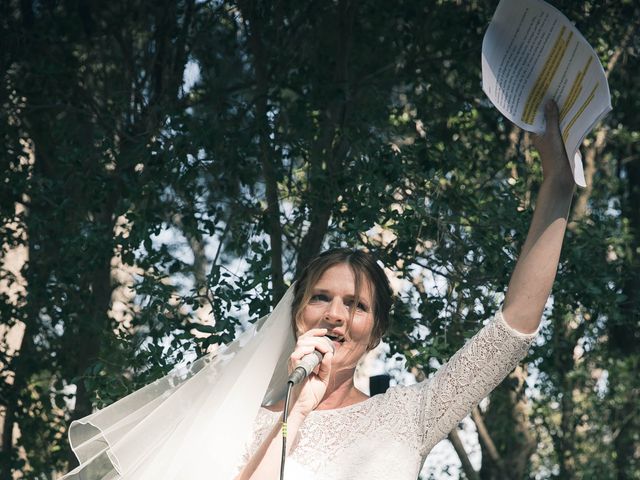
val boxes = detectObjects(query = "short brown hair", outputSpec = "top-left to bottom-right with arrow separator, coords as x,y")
291,248 -> 393,350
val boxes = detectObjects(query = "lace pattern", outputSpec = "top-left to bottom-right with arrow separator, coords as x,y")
416,309 -> 535,455
238,309 -> 536,479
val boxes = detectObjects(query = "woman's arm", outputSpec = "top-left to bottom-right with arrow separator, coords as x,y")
502,100 -> 576,333
415,102 -> 574,452
416,310 -> 536,454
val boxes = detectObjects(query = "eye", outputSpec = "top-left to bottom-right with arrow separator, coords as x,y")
345,299 -> 369,312
310,293 -> 330,302
356,302 -> 369,312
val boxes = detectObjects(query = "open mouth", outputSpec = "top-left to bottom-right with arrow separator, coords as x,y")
326,334 -> 345,344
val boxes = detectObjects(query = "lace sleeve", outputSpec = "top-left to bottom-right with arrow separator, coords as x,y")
417,309 -> 537,454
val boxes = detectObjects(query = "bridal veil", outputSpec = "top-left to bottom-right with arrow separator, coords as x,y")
61,285 -> 296,480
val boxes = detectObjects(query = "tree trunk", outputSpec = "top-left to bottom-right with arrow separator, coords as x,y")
238,0 -> 286,302
611,153 -> 640,479
478,367 -> 536,480
296,0 -> 355,274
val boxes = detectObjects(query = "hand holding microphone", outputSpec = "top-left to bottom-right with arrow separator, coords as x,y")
288,335 -> 335,385
287,328 -> 335,415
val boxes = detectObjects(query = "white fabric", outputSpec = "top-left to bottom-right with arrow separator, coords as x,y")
235,310 -> 537,480
62,285 -> 297,480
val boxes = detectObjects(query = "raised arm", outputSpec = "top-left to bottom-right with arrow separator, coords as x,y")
414,101 -> 574,452
502,100 -> 576,334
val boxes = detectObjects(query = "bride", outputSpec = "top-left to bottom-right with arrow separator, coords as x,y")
238,100 -> 575,480
64,101 -> 575,479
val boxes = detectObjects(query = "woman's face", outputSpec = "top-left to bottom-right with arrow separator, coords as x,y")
299,263 -> 375,371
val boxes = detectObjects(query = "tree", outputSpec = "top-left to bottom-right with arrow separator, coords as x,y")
1,1 -> 639,478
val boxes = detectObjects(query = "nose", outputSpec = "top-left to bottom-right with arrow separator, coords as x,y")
324,297 -> 347,324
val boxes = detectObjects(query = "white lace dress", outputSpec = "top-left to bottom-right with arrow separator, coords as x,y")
238,310 -> 537,479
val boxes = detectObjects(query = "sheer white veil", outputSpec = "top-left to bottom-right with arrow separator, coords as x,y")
61,285 -> 296,480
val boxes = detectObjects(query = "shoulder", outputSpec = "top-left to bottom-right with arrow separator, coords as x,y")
364,382 -> 430,442
374,381 -> 430,415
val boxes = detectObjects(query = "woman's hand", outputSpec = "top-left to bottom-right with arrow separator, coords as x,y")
532,100 -> 575,189
288,328 -> 334,416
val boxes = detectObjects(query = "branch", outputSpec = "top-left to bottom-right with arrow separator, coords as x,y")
611,389 -> 640,441
448,427 -> 480,480
605,20 -> 637,80
470,406 -> 508,477
569,128 -> 607,228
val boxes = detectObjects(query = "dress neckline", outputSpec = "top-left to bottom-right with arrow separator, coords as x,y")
261,394 -> 376,415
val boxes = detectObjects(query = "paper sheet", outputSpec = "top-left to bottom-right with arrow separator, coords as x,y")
482,0 -> 612,187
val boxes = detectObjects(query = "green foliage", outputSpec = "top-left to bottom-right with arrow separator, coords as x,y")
0,1 -> 639,479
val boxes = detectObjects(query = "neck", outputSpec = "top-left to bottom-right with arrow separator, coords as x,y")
263,368 -> 369,413
315,368 -> 366,410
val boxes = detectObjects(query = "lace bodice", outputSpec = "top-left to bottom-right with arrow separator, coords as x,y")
237,310 -> 537,479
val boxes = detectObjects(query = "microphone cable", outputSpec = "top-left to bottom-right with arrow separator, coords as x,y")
279,380 -> 294,480
279,338 -> 332,479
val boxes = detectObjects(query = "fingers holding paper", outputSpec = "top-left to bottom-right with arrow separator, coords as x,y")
532,100 -> 575,188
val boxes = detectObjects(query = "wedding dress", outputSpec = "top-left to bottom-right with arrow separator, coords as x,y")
232,310 -> 536,479
61,283 -> 536,480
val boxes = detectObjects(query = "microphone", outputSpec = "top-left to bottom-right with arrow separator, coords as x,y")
287,337 -> 335,385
